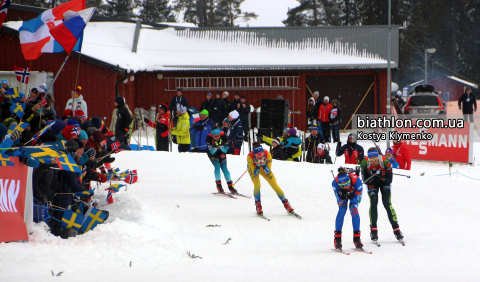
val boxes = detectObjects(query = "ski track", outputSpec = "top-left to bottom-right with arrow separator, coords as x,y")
1,132 -> 480,281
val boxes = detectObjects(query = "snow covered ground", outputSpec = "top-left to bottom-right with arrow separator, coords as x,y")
1,132 -> 480,281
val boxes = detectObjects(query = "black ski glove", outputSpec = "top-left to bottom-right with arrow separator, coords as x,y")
338,189 -> 348,200
346,191 -> 354,200
144,118 -> 149,124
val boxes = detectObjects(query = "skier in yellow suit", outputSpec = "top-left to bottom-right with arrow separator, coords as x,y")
247,142 -> 295,216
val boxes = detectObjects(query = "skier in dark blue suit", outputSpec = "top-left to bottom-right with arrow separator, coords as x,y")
332,167 -> 363,250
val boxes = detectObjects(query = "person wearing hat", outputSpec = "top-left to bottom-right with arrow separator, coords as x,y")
226,110 -> 243,155
384,147 -> 399,169
200,93 -> 213,112
332,167 -> 364,251
313,143 -> 333,164
304,126 -> 325,163
329,99 -> 342,143
306,97 -> 317,127
282,128 -> 302,162
171,104 -> 190,152
114,96 -> 132,145
271,138 -> 286,161
458,86 -> 477,122
360,147 -> 404,244
144,103 -> 170,151
392,137 -> 411,170
312,91 -> 321,119
248,142 -> 296,216
210,92 -> 227,126
233,95 -> 250,141
206,126 -> 237,194
169,88 -> 189,131
190,109 -> 216,153
65,86 -> 88,119
229,93 -> 241,112
318,96 -> 333,142
0,79 -> 26,105
222,91 -> 231,111
26,88 -> 38,103
222,118 -> 230,134
336,133 -> 364,165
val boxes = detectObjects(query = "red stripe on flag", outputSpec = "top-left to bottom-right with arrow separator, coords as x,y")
20,37 -> 50,60
49,24 -> 78,54
51,0 -> 84,20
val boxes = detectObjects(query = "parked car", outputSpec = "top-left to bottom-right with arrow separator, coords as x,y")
403,85 -> 445,117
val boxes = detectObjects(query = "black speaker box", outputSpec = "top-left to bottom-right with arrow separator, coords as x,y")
260,98 -> 289,130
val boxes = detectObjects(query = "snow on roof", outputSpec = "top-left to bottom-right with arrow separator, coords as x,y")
447,76 -> 478,89
5,21 -> 393,73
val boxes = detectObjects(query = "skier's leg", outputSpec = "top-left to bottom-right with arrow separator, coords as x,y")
367,186 -> 379,227
380,184 -> 399,228
260,170 -> 286,201
219,159 -> 232,182
335,204 -> 348,231
210,159 -> 222,182
349,202 -> 361,232
250,172 -> 262,202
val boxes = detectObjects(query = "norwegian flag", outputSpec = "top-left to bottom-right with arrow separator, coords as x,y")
106,190 -> 113,204
0,0 -> 10,29
124,170 -> 138,184
40,95 -> 48,106
111,141 -> 124,153
71,126 -> 80,137
14,65 -> 30,84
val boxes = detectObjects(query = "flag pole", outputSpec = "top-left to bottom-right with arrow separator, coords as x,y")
46,54 -> 70,95
71,53 -> 82,119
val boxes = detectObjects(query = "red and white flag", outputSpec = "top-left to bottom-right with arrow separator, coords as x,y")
14,65 -> 31,84
106,190 -> 113,204
0,0 -> 10,29
124,170 -> 138,184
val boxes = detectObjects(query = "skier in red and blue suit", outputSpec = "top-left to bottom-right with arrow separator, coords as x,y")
332,167 -> 363,250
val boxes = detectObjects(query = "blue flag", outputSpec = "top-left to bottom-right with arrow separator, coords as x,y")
61,210 -> 84,231
80,207 -> 108,233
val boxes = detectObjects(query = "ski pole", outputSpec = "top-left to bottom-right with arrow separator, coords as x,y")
330,170 -> 335,179
233,169 -> 248,186
393,173 -> 411,178
363,170 -> 381,183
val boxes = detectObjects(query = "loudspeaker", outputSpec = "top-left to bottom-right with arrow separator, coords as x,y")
260,98 -> 289,130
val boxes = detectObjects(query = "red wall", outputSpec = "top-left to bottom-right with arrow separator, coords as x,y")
428,77 -> 465,102
0,32 -> 120,125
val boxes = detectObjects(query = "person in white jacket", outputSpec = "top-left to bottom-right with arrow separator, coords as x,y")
65,86 -> 88,119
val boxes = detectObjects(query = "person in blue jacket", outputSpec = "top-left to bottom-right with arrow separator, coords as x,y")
385,147 -> 399,169
191,109 -> 216,152
332,167 -> 364,251
206,126 -> 237,194
282,128 -> 302,162
226,110 -> 243,155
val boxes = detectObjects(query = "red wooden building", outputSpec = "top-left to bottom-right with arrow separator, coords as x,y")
0,4 -> 398,131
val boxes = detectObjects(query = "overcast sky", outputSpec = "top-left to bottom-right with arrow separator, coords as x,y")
238,0 -> 299,27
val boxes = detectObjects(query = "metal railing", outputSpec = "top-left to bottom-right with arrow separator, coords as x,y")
165,76 -> 301,91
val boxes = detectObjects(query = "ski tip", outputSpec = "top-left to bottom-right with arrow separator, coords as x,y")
331,248 -> 350,255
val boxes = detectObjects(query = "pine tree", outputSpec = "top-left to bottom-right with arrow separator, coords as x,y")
173,0 -> 257,27
104,0 -> 139,19
139,0 -> 175,23
282,0 -> 342,27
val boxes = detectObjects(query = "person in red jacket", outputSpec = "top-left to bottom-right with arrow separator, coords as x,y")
144,103 -> 170,151
392,139 -> 411,170
317,96 -> 333,142
336,133 -> 365,165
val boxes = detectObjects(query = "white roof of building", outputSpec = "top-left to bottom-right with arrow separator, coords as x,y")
447,76 -> 478,89
5,21 -> 394,73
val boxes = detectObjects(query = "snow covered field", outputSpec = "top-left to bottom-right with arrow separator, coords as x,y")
1,132 -> 480,282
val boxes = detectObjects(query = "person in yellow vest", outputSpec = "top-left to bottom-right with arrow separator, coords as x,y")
247,142 -> 295,217
259,129 -> 302,161
171,105 -> 190,152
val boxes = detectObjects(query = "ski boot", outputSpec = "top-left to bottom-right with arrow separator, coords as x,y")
334,231 -> 342,250
370,225 -> 378,241
216,181 -> 224,193
393,227 -> 404,241
255,201 -> 263,215
282,199 -> 294,213
353,231 -> 363,249
227,181 -> 237,194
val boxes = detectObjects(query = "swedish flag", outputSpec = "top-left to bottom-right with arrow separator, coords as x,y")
61,210 -> 84,231
9,103 -> 25,119
74,190 -> 94,197
7,121 -> 29,134
0,153 -> 14,167
105,184 -> 125,193
74,202 -> 84,214
56,154 -> 82,173
80,207 -> 108,233
20,146 -> 67,161
118,170 -> 130,179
